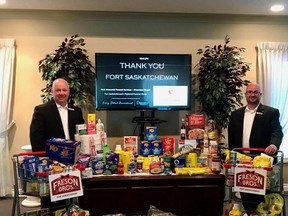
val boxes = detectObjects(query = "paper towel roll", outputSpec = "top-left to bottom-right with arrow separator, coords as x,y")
80,133 -> 107,155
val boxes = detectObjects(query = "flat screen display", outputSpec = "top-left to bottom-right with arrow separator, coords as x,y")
95,53 -> 192,110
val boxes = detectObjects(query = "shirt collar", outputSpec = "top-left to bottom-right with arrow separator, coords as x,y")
56,102 -> 68,109
245,103 -> 260,113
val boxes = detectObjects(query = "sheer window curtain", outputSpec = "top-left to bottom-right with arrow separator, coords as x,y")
0,39 -> 15,196
257,42 -> 288,157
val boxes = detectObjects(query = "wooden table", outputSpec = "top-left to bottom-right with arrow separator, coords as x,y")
78,174 -> 225,216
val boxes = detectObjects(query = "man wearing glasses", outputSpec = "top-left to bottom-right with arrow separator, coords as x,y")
228,82 -> 283,214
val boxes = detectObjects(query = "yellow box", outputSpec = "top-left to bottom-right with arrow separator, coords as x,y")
87,113 -> 96,134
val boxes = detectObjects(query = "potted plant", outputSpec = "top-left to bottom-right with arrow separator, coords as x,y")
194,36 -> 250,141
38,34 -> 95,111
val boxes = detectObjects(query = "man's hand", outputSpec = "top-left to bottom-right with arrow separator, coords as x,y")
265,144 -> 277,155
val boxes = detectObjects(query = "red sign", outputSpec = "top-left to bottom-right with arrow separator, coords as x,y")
235,170 -> 265,189
49,170 -> 83,202
51,174 -> 81,195
234,167 -> 267,195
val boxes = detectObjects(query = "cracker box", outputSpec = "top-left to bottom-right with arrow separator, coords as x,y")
145,126 -> 157,141
162,137 -> 175,156
151,140 -> 162,156
45,138 -> 81,164
140,140 -> 151,156
124,136 -> 138,155
178,139 -> 197,151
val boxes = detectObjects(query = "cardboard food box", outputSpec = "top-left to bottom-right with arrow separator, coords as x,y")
162,137 -> 175,156
124,136 -> 138,155
186,114 -> 205,146
45,138 -> 81,164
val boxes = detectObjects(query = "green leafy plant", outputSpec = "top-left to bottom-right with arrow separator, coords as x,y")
38,34 -> 95,110
195,36 -> 250,139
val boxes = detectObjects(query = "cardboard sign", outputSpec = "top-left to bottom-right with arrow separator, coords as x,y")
234,167 -> 267,195
49,170 -> 83,202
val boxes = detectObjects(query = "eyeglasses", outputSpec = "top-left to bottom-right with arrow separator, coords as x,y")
246,91 -> 261,95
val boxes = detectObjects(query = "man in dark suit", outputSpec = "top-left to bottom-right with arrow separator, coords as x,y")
30,78 -> 85,152
228,83 -> 283,154
228,83 -> 283,214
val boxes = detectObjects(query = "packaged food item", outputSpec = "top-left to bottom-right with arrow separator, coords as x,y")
211,156 -> 221,174
146,126 -> 157,141
162,156 -> 172,175
188,167 -> 206,175
124,136 -> 138,156
172,147 -> 193,159
91,157 -> 105,175
171,156 -> 186,172
162,137 -> 175,156
209,140 -> 218,154
186,153 -> 197,168
128,157 -> 137,174
151,140 -> 162,155
87,113 -> 96,134
253,155 -> 272,168
228,203 -> 242,216
186,113 -> 205,140
140,140 -> 151,156
45,138 -> 81,165
149,156 -> 162,174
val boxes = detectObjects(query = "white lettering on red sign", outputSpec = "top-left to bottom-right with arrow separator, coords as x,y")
236,171 -> 264,189
188,114 -> 205,127
51,175 -> 80,195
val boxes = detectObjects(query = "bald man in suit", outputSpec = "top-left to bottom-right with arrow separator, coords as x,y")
30,78 -> 85,152
228,83 -> 283,214
228,83 -> 283,154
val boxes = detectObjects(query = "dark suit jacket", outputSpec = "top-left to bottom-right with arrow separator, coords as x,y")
30,100 -> 85,152
228,103 -> 283,150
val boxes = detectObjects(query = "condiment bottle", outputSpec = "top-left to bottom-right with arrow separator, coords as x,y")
211,156 -> 221,174
180,118 -> 186,140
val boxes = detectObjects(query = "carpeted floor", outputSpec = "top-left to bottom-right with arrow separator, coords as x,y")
2,195 -> 288,216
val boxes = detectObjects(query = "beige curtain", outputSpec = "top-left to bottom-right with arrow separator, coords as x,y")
0,39 -> 15,196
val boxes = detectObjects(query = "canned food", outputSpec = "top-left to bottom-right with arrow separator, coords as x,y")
230,151 -> 237,165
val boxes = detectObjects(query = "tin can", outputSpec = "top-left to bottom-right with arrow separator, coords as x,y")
230,151 -> 237,165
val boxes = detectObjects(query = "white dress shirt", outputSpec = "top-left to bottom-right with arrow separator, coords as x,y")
56,103 -> 70,140
242,104 -> 259,148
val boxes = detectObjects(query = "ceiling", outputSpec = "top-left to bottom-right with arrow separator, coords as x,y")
0,0 -> 288,16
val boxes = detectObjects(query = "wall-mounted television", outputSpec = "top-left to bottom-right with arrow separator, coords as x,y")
95,53 -> 192,111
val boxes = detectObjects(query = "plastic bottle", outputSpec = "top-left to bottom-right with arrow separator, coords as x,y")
122,151 -> 131,174
117,160 -> 124,174
96,119 -> 104,132
115,144 -> 124,163
103,144 -> 110,164
180,118 -> 186,140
